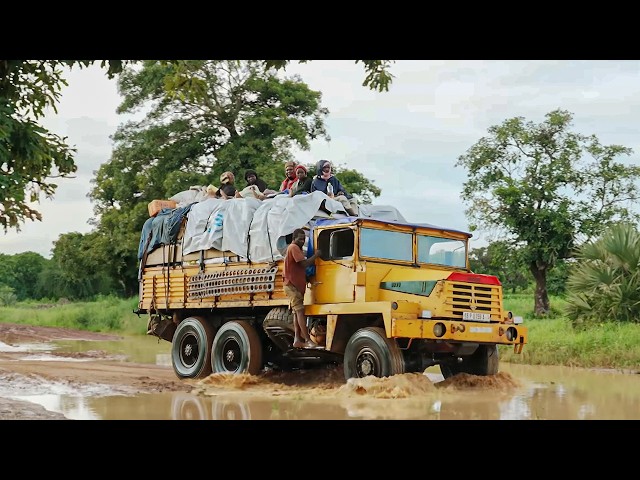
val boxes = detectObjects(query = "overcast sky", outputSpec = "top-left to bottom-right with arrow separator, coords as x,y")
2,60 -> 640,258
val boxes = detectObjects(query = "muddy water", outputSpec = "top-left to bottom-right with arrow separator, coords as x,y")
2,336 -> 640,420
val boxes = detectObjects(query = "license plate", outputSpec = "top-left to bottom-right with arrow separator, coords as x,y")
463,311 -> 490,322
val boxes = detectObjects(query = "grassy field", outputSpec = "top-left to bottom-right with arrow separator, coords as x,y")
0,296 -> 147,335
1,294 -> 638,370
501,294 -> 640,370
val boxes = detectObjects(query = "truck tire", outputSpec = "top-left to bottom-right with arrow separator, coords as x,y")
262,306 -> 295,330
343,327 -> 405,380
171,316 -> 216,379
211,320 -> 263,375
440,344 -> 499,378
262,306 -> 295,352
465,344 -> 499,375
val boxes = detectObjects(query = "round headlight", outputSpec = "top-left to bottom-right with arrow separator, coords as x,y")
433,322 -> 446,338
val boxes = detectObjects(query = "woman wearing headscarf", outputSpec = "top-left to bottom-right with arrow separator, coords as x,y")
244,169 -> 268,192
310,160 -> 359,215
289,164 -> 313,196
279,160 -> 298,192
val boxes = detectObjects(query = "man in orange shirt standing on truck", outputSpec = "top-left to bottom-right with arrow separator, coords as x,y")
283,228 -> 322,349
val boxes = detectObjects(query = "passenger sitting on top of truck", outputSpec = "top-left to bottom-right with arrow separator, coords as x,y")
244,169 -> 268,193
237,169 -> 271,200
310,160 -> 358,215
279,161 -> 297,193
289,164 -> 313,196
213,171 -> 240,200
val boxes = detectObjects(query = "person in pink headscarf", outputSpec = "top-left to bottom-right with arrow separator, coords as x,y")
289,164 -> 313,196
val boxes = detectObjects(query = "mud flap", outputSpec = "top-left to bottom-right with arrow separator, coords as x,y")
147,315 -> 177,342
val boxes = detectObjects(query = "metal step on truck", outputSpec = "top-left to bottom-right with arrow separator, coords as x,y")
135,191 -> 527,381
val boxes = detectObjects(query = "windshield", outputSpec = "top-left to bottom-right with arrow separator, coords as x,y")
358,227 -> 467,267
360,228 -> 413,262
417,235 -> 467,268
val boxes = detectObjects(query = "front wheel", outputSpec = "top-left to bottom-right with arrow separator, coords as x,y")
211,320 -> 263,375
464,344 -> 499,375
171,316 -> 216,379
343,327 -> 405,380
440,344 -> 499,379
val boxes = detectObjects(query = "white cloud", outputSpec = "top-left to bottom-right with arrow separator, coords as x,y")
2,60 -> 640,258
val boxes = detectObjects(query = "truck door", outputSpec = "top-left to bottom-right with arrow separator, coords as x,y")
310,227 -> 356,304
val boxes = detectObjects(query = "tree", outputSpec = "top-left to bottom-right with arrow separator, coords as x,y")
49,231 -> 119,300
0,254 -> 17,289
6,251 -> 48,300
0,284 -> 17,306
565,223 -> 640,326
546,259 -> 569,297
0,60 -> 125,232
469,241 -> 529,294
1,60 -> 393,232
456,109 -> 640,315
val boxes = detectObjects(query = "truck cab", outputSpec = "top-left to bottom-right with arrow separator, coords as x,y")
300,217 -> 527,378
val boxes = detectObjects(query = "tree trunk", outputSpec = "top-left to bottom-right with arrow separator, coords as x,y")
529,262 -> 550,316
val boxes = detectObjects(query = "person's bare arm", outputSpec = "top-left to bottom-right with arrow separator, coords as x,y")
300,249 -> 321,268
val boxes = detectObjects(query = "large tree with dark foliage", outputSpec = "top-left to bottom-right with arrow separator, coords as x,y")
1,59 -> 392,233
90,60 -> 381,296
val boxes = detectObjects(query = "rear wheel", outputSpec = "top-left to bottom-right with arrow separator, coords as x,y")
211,320 -> 263,375
343,327 -> 405,380
171,316 -> 216,379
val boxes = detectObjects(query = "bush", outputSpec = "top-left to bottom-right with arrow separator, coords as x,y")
0,284 -> 17,306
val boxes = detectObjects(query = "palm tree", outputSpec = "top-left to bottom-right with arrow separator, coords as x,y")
565,223 -> 640,326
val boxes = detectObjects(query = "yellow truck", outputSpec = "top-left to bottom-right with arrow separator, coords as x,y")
136,193 -> 527,381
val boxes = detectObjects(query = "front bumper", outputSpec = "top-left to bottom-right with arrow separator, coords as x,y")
391,317 -> 527,352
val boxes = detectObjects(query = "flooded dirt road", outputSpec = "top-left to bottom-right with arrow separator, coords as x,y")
1,323 -> 639,420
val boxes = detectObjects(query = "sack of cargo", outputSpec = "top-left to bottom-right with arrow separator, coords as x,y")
148,199 -> 177,217
169,186 -> 209,207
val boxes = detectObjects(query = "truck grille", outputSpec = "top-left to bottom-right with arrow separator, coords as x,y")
444,281 -> 502,320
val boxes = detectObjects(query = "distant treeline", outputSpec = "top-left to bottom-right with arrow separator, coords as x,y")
0,245 -> 126,304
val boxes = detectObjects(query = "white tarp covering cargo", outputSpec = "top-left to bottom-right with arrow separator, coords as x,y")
182,191 -> 348,262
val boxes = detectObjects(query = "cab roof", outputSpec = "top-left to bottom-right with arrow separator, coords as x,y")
314,216 -> 473,238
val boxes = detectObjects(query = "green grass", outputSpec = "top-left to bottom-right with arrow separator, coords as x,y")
3,294 -> 640,370
0,296 -> 147,335
501,294 -> 640,370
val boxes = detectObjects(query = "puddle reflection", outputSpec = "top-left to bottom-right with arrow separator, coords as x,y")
3,335 -> 640,420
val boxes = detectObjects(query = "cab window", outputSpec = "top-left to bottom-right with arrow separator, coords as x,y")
417,235 -> 466,268
360,228 -> 412,262
317,228 -> 354,261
